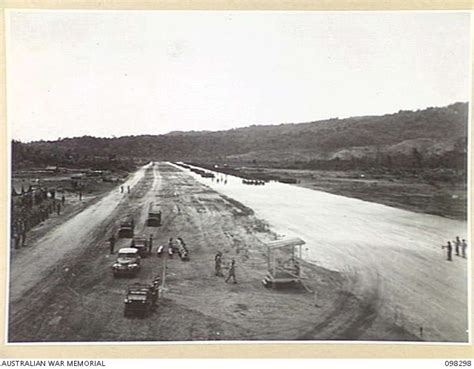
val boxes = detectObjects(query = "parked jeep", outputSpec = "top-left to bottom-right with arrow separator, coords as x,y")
112,248 -> 141,277
123,278 -> 160,317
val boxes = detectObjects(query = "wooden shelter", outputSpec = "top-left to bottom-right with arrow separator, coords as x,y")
262,237 -> 305,289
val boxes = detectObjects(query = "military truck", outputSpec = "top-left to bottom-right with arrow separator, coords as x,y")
131,236 -> 150,258
123,278 -> 160,317
146,204 -> 161,227
118,216 -> 135,238
112,248 -> 141,277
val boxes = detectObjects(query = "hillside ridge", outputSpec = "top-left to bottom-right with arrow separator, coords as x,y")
12,102 -> 468,170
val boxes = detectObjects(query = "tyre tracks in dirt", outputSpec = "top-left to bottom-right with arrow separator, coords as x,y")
9,162 -> 355,342
8,164 -> 155,340
176,163 -> 468,342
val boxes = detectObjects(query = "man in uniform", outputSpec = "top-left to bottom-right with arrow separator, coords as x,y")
461,239 -> 468,258
215,252 -> 223,277
14,231 -> 20,249
21,220 -> 27,247
109,234 -> 116,254
225,259 -> 237,283
454,236 -> 461,256
442,241 -> 453,261
149,234 -> 153,254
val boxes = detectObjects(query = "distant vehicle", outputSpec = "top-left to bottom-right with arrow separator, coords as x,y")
86,170 -> 104,177
70,173 -> 86,180
279,178 -> 297,184
45,166 -> 59,173
147,204 -> 161,227
118,216 -> 135,238
103,176 -> 119,183
112,248 -> 141,277
131,236 -> 150,258
201,172 -> 215,178
123,278 -> 160,317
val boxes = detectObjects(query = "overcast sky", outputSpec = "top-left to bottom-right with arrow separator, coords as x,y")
6,10 -> 471,142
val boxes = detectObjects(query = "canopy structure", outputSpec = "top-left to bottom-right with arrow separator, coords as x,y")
263,237 -> 306,289
265,237 -> 305,250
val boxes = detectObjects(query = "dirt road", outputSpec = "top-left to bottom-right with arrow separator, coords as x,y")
9,162 -> 467,342
181,164 -> 469,342
9,163 -> 345,342
9,164 -> 150,304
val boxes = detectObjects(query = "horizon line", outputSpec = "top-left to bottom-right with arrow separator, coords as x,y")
11,100 -> 468,144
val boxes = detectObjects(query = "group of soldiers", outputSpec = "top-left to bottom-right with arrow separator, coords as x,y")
11,186 -> 67,249
120,185 -> 131,194
214,252 -> 237,283
11,217 -> 28,249
212,176 -> 228,185
442,236 -> 468,261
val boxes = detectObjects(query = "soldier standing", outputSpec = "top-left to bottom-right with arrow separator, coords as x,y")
121,186 -> 124,193
21,229 -> 27,247
225,259 -> 237,283
109,235 -> 116,254
461,239 -> 468,258
442,241 -> 453,261
168,238 -> 174,250
61,194 -> 65,205
79,191 -> 83,201
215,252 -> 223,277
127,186 -> 130,194
454,236 -> 461,256
13,232 -> 20,249
21,220 -> 27,247
57,203 -> 61,215
149,234 -> 153,254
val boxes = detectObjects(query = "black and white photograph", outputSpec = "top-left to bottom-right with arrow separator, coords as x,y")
5,9 -> 471,344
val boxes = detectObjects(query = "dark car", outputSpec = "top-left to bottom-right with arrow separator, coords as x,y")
118,217 -> 135,238
147,204 -> 161,227
131,237 -> 150,258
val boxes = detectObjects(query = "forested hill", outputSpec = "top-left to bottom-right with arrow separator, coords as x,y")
12,102 -> 468,170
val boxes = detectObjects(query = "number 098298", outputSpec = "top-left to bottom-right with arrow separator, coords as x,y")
445,361 -> 472,367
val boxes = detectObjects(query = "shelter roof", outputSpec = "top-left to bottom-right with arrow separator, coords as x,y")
265,237 -> 305,249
